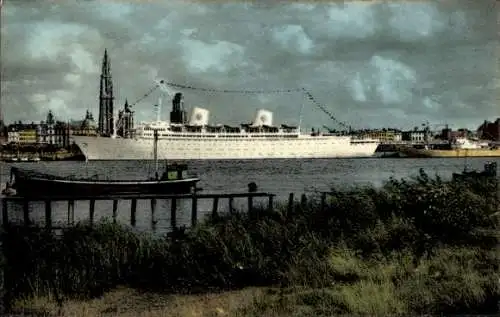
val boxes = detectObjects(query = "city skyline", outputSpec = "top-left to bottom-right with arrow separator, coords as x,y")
6,107 -> 497,136
0,1 -> 498,131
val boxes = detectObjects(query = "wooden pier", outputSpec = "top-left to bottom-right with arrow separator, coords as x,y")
0,192 -> 276,230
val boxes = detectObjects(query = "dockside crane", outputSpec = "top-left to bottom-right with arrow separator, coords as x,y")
111,79 -> 182,138
125,79 -> 179,123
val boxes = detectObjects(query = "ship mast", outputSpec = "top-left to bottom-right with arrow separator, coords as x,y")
156,96 -> 162,122
153,128 -> 159,178
298,95 -> 305,134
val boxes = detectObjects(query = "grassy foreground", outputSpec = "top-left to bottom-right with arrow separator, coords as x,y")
2,170 -> 499,316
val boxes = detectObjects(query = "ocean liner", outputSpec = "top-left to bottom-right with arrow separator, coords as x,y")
72,83 -> 380,161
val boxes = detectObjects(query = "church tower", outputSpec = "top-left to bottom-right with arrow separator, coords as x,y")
118,99 -> 135,138
98,49 -> 114,136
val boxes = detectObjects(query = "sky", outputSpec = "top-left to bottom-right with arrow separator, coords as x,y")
0,0 -> 498,131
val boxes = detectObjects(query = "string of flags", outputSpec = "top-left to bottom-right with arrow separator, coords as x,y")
161,80 -> 304,94
129,85 -> 159,107
129,80 -> 352,129
129,81 -> 302,107
301,88 -> 351,130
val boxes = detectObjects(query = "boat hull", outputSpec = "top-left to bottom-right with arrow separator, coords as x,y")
72,135 -> 380,161
397,147 -> 500,158
12,176 -> 200,197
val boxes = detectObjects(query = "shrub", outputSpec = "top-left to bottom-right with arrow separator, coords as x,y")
2,171 -> 498,315
398,247 -> 499,314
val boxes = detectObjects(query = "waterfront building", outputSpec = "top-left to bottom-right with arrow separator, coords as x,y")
358,129 -> 402,142
71,110 -> 98,137
401,129 -> 427,143
117,99 -> 135,138
477,118 -> 500,141
7,122 -> 38,145
37,110 -> 56,145
7,125 -> 19,144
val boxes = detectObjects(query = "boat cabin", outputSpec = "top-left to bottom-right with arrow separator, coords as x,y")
159,163 -> 189,181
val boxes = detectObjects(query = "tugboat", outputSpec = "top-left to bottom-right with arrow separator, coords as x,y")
8,130 -> 201,197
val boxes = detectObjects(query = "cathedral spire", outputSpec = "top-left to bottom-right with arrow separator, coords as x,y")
98,49 -> 114,136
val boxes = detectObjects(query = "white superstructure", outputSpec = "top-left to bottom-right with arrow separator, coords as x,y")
72,104 -> 380,161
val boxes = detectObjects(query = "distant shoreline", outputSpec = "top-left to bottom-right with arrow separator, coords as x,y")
0,148 -> 85,162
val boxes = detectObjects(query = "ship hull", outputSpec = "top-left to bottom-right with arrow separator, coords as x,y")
72,135 -> 380,161
398,147 -> 500,158
12,174 -> 200,197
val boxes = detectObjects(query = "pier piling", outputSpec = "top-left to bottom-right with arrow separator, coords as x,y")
268,195 -> 274,211
0,192 -> 276,230
112,200 -> 118,223
300,194 -> 307,208
170,198 -> 177,229
130,199 -> 137,227
191,194 -> 198,227
89,199 -> 96,225
23,200 -> 30,226
212,197 -> 219,218
44,200 -> 52,230
68,200 -> 75,225
229,197 -> 234,214
150,198 -> 157,228
321,192 -> 327,211
2,199 -> 8,228
247,196 -> 253,213
288,193 -> 294,213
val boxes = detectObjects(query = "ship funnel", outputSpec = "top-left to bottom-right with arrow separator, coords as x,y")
252,109 -> 273,127
170,92 -> 186,124
189,107 -> 210,126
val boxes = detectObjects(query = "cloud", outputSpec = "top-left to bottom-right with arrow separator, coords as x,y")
1,0 -> 498,130
387,3 -> 447,40
349,73 -> 367,103
370,55 -> 417,104
272,24 -> 314,54
179,39 -> 246,73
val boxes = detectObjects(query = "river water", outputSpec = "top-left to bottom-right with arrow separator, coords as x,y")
1,157 -> 498,234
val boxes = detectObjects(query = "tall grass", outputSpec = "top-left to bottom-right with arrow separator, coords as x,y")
2,170 -> 499,315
